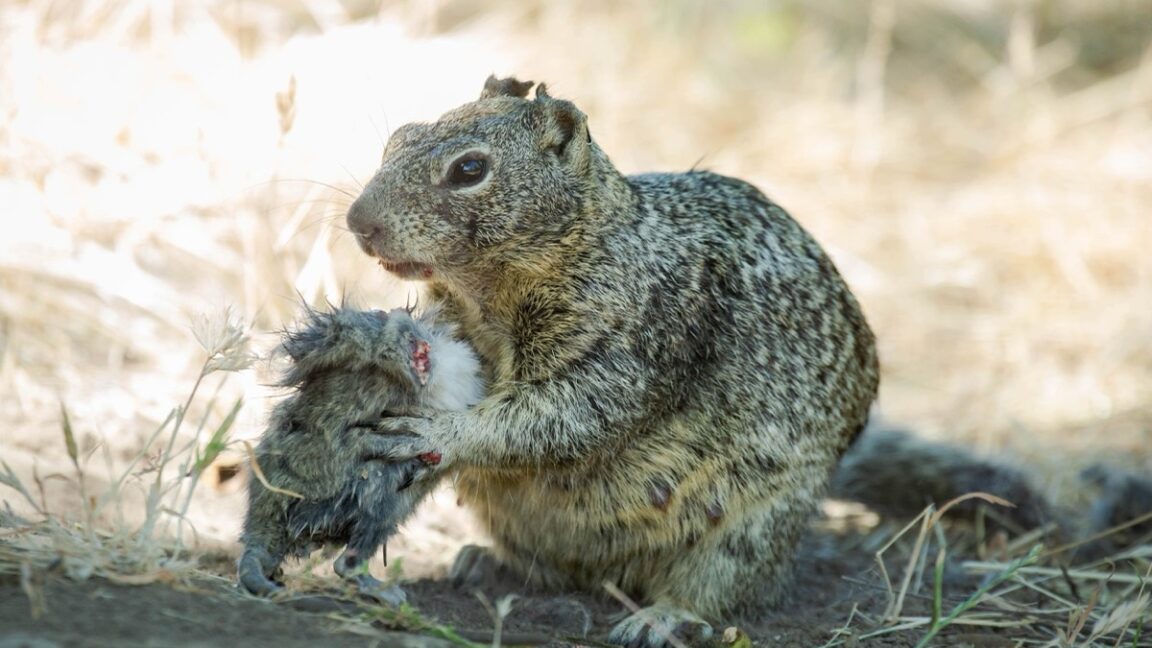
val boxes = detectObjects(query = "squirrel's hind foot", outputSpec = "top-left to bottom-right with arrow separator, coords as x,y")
608,603 -> 714,648
449,544 -> 521,589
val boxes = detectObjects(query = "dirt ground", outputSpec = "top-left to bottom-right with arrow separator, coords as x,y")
2,523 -> 971,648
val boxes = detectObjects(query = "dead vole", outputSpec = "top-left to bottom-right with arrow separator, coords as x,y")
238,305 -> 483,603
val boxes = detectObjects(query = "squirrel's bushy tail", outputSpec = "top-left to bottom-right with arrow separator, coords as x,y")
831,425 -> 1059,533
832,424 -> 1152,560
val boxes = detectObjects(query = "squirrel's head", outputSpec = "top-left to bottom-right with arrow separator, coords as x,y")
279,306 -> 432,391
346,75 -> 607,282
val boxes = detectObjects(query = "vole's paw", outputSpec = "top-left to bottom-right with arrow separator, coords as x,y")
450,544 -> 516,589
238,571 -> 283,597
355,576 -> 408,607
334,551 -> 407,606
608,603 -> 713,648
237,547 -> 284,596
237,555 -> 282,594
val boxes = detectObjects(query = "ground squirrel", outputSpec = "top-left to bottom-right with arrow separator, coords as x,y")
238,305 -> 483,603
345,76 -> 878,645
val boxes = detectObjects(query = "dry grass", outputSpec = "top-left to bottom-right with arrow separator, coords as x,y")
0,0 -> 1149,644
819,496 -> 1152,647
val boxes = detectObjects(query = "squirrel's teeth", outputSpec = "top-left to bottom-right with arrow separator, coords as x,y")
377,259 -> 435,280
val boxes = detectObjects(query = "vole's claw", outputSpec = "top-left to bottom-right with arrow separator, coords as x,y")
335,550 -> 408,606
237,548 -> 285,596
238,572 -> 283,596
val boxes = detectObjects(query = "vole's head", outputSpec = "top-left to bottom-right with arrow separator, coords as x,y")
279,306 -> 432,391
346,76 -> 605,281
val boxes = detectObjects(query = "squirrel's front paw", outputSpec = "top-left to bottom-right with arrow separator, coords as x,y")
355,413 -> 456,465
380,406 -> 438,420
357,429 -> 438,463
373,414 -> 434,437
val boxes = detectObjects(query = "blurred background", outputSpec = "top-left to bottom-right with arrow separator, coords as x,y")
1,0 -> 1150,572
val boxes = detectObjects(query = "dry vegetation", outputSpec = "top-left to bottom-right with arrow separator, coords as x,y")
1,0 -> 1150,645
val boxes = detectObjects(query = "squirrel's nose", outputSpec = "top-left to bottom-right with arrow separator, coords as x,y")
346,194 -> 381,244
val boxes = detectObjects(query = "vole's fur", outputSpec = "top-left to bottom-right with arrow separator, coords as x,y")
238,306 -> 483,603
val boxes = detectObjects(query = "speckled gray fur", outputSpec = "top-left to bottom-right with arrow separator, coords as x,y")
346,76 -> 879,646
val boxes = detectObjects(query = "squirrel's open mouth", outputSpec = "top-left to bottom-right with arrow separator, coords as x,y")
378,259 -> 435,280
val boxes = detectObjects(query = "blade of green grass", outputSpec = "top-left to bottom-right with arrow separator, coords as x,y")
915,544 -> 1043,648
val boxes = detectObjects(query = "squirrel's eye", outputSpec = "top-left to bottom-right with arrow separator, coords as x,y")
446,154 -> 488,188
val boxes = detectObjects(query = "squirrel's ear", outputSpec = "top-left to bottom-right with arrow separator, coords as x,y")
480,75 -> 535,100
533,84 -> 591,172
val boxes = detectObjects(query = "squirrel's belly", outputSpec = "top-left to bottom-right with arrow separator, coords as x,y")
454,449 -> 735,573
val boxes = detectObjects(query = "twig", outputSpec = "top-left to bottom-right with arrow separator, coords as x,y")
243,441 -> 304,499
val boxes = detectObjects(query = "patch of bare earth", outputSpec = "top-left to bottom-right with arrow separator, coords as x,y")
0,527 -> 914,647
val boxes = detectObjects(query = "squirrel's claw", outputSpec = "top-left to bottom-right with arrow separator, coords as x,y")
380,406 -> 437,420
608,604 -> 714,648
358,418 -> 440,462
